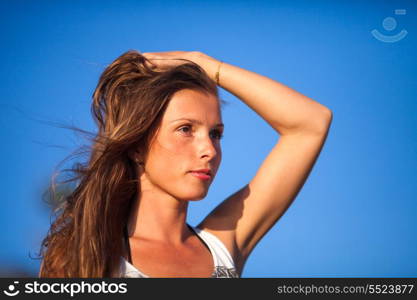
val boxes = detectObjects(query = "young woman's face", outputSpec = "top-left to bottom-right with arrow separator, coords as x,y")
141,89 -> 223,201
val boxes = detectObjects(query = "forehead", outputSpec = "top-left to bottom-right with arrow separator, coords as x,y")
163,89 -> 221,123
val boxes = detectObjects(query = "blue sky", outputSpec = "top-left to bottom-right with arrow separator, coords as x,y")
0,0 -> 416,277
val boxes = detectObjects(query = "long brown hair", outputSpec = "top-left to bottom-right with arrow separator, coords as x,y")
37,50 -> 225,277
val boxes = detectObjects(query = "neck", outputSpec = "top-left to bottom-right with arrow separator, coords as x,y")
127,187 -> 191,246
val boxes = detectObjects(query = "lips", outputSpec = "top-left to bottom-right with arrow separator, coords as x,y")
189,171 -> 211,180
189,169 -> 212,176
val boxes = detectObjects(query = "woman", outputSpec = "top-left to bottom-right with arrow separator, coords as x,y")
38,50 -> 332,278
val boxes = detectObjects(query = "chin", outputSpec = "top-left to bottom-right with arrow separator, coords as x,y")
183,190 -> 208,202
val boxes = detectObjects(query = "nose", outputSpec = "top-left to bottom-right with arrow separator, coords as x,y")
198,135 -> 219,162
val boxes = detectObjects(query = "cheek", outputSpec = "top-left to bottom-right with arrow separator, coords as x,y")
153,134 -> 191,160
146,135 -> 191,181
145,139 -> 205,200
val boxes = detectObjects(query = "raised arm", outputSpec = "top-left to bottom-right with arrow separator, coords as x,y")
193,52 -> 332,275
196,52 -> 332,135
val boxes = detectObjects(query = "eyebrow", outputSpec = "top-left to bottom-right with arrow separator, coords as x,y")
171,118 -> 224,128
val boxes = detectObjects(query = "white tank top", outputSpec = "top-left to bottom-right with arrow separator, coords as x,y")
118,224 -> 239,278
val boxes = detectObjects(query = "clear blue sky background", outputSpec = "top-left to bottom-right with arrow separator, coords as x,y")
1,0 -> 416,277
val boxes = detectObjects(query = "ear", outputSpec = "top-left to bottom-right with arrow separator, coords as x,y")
128,149 -> 140,162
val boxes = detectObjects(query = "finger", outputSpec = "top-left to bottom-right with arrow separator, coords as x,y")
141,55 -> 158,69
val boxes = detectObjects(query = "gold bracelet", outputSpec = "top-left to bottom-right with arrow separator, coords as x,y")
215,60 -> 223,86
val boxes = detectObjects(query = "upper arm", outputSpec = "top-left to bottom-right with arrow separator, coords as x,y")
197,113 -> 332,273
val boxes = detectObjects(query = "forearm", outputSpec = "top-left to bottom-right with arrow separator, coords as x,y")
197,53 -> 332,136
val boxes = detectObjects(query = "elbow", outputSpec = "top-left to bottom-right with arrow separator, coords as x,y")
303,107 -> 333,136
321,107 -> 333,126
277,106 -> 333,136
300,107 -> 333,136
314,107 -> 332,134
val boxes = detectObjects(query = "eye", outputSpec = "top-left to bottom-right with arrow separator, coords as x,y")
211,129 -> 224,140
178,125 -> 192,135
178,124 -> 224,140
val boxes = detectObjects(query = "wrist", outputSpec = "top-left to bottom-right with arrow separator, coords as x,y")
193,52 -> 222,83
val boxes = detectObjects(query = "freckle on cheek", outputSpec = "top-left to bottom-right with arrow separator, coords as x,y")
155,138 -> 187,157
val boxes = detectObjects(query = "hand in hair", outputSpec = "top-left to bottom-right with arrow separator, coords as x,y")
141,51 -> 220,82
